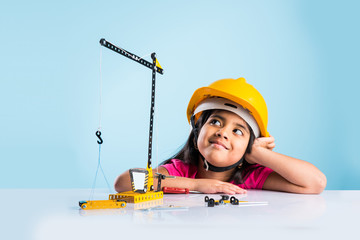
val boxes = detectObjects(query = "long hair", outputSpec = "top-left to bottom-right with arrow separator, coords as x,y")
161,110 -> 257,184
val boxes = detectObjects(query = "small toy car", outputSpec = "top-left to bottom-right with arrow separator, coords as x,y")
204,195 -> 240,207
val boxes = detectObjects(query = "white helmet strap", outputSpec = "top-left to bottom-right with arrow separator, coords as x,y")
193,97 -> 260,138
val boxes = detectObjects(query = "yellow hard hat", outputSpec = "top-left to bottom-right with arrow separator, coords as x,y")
187,78 -> 269,137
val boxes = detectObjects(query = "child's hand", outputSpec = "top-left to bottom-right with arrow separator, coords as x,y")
194,179 -> 247,195
253,135 -> 275,151
245,135 -> 275,164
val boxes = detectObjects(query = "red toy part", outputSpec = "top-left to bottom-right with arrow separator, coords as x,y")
162,187 -> 189,194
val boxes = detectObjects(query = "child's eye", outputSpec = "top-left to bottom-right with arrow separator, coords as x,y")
210,119 -> 221,126
234,129 -> 243,136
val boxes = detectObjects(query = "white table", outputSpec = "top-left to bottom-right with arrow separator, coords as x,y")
1,189 -> 358,240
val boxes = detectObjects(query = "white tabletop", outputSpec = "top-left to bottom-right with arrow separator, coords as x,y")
0,189 -> 358,240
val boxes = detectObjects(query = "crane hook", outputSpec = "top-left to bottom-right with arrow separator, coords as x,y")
96,130 -> 103,144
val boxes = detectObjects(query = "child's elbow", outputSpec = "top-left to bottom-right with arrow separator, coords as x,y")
309,173 -> 327,194
114,180 -> 123,193
114,172 -> 132,193
114,176 -> 122,193
318,173 -> 327,193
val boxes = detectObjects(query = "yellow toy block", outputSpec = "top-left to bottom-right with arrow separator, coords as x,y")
79,199 -> 126,210
109,191 -> 163,204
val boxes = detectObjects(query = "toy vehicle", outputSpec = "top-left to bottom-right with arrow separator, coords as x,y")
204,195 -> 241,207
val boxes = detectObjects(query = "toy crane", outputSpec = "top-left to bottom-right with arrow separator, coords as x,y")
79,38 -> 164,210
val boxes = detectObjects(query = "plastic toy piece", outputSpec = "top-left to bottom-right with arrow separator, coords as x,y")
155,59 -> 162,69
162,187 -> 190,194
95,131 -> 103,144
204,195 -> 245,207
109,191 -> 163,204
79,199 -> 126,210
155,173 -> 167,192
154,173 -> 176,192
129,168 -> 149,193
108,171 -> 168,203
133,198 -> 163,210
99,38 -> 164,75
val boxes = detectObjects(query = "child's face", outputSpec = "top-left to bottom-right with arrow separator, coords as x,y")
197,110 -> 251,168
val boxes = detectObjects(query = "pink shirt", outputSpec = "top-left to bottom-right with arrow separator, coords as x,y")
161,159 -> 273,189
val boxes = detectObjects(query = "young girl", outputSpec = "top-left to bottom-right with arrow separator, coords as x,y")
114,78 -> 327,194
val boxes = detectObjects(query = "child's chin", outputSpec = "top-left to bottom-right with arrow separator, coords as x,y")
206,158 -> 230,167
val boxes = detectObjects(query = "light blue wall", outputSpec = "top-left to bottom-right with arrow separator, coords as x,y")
1,0 -> 359,189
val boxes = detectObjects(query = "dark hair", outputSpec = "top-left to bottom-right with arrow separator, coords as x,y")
161,110 -> 257,184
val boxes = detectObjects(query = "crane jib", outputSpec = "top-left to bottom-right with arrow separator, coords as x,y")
99,38 -> 164,75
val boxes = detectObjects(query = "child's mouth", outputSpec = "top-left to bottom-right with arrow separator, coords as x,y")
210,140 -> 228,150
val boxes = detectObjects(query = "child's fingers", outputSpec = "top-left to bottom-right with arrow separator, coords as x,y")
268,142 -> 275,149
220,183 -> 247,195
257,136 -> 275,150
265,136 -> 275,144
256,136 -> 274,145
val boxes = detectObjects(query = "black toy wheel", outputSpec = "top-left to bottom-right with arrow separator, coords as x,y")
204,196 -> 209,202
230,196 -> 235,204
208,198 -> 215,207
221,195 -> 229,200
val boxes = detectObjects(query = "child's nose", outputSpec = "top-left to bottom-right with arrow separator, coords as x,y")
216,128 -> 228,140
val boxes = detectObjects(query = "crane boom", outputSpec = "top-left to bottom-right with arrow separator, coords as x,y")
99,38 -> 164,74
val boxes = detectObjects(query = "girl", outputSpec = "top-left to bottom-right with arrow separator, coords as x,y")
114,78 -> 327,194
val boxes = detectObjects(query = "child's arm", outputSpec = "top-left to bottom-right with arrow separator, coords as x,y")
245,136 -> 327,194
157,167 -> 247,194
114,170 -> 132,192
114,167 -> 246,194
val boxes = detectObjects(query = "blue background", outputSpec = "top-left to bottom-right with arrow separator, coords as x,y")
1,0 -> 359,190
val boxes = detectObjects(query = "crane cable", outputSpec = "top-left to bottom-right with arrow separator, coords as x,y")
89,47 -> 112,201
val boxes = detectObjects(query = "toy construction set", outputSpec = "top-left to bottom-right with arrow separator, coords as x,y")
79,38 -> 166,210
78,39 -> 261,211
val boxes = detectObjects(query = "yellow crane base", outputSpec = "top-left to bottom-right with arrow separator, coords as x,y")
133,198 -> 163,210
79,199 -> 126,210
109,191 -> 163,203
